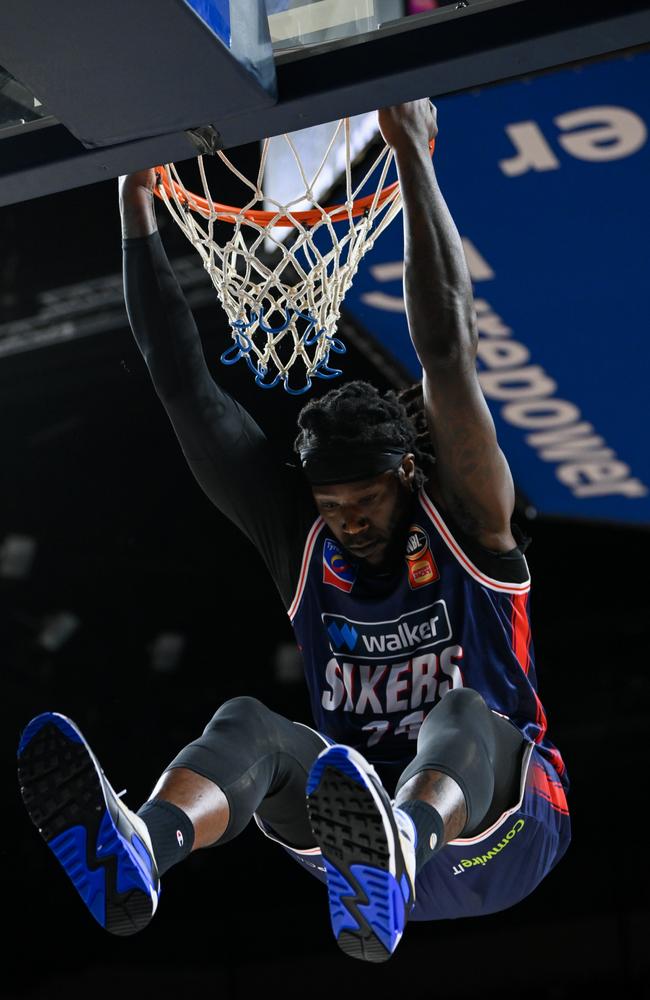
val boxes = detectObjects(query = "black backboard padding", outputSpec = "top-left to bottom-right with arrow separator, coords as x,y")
0,0 -> 276,148
0,0 -> 649,206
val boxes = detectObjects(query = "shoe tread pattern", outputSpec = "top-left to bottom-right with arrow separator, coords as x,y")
307,764 -> 402,963
18,720 -> 154,936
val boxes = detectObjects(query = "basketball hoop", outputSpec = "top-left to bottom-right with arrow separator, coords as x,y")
154,120 -> 434,394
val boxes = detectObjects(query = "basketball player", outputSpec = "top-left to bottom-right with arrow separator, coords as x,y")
18,101 -> 570,963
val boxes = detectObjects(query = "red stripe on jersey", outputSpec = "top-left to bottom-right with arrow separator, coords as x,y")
535,789 -> 570,816
509,593 -> 553,750
511,592 -> 531,676
533,690 -> 548,743
546,745 -> 566,776
531,763 -> 569,815
532,703 -> 567,782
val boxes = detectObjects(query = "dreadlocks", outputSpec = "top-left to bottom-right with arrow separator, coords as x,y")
295,380 -> 435,488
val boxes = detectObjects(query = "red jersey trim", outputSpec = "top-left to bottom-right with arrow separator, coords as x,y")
546,746 -> 567,777
419,492 -> 531,594
511,593 -> 532,676
530,761 -> 570,815
288,517 -> 325,621
508,602 -> 566,775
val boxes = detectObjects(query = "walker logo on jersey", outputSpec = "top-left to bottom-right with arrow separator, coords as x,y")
323,601 -> 452,661
327,622 -> 359,652
323,538 -> 358,593
405,524 -> 439,590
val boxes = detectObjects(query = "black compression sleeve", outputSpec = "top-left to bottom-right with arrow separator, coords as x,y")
122,232 -> 313,607
164,696 -> 326,849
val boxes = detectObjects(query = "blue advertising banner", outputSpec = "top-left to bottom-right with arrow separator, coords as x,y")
343,51 -> 649,526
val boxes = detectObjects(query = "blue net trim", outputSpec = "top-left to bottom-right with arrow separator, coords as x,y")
219,307 -> 347,395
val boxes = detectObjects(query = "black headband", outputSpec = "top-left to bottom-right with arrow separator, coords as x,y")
299,445 -> 406,485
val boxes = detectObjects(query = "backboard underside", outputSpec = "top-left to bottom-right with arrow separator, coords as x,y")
0,0 -> 648,206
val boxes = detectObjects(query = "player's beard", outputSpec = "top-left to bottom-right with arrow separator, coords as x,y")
350,491 -> 413,573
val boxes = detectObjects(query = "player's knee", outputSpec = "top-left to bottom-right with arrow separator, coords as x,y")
437,687 -> 488,718
204,696 -> 274,738
418,688 -> 488,746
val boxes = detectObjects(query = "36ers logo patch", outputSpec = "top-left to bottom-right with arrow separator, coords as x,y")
405,524 -> 439,590
323,538 -> 358,593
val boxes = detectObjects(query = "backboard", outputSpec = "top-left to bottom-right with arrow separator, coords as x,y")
0,69 -> 53,139
0,0 -> 648,206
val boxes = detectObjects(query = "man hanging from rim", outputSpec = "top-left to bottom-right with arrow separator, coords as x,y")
18,101 -> 570,963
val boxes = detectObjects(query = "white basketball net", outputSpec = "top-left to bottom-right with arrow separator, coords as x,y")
155,119 -> 404,394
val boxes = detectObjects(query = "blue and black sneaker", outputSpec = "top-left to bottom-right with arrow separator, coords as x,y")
306,744 -> 416,963
17,712 -> 160,936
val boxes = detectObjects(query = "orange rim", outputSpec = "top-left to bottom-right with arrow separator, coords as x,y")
153,139 -> 434,230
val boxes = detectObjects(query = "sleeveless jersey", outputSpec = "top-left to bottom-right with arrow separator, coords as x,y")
288,488 -> 567,789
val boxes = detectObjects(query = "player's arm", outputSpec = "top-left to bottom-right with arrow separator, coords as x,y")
378,103 -> 516,552
119,170 -> 223,407
119,172 -> 308,589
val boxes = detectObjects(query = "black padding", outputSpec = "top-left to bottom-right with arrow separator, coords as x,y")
395,689 -> 525,836
166,697 -> 325,848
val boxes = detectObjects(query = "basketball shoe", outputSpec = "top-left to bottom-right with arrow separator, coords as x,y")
306,744 -> 416,962
17,711 -> 160,935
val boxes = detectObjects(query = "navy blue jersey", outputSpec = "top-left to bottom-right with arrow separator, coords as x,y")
289,488 -> 567,788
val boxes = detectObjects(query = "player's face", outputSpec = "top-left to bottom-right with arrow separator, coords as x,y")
312,459 -> 415,569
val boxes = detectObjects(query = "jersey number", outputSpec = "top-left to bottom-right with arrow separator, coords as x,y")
362,711 -> 425,747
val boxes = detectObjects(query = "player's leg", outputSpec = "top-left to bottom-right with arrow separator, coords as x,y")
393,688 -> 525,868
409,744 -> 570,923
17,697 -> 324,936
143,695 -> 323,857
305,688 -> 524,963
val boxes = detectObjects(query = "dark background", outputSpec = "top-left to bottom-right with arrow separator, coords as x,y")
2,147 -> 649,999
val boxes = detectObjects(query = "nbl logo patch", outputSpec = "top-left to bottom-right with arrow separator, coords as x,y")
323,538 -> 358,593
405,525 -> 439,590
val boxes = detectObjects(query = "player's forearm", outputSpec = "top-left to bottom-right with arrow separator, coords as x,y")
123,230 -> 213,401
394,139 -> 477,367
119,186 -> 158,240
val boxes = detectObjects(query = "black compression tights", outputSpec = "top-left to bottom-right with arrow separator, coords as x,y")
394,688 -> 525,836
162,690 -> 525,849
165,696 -> 326,849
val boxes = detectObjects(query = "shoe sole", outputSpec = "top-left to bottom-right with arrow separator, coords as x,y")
306,746 -> 409,963
17,713 -> 157,936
